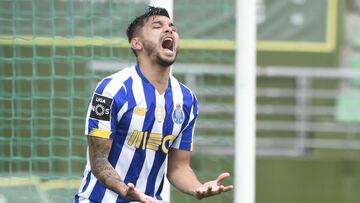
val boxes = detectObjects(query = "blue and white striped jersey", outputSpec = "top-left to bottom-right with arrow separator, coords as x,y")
75,64 -> 199,203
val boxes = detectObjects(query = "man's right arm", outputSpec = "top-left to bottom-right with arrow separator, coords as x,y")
88,136 -> 167,203
87,136 -> 128,197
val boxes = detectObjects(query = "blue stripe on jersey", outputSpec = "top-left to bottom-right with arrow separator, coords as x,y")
74,195 -> 79,203
116,198 -> 127,203
109,79 -> 133,167
179,85 -> 195,150
87,78 -> 113,134
180,116 -> 196,150
117,79 -> 135,138
109,86 -> 127,140
88,181 -> 106,202
123,82 -> 156,187
115,78 -> 138,203
74,170 -> 91,202
179,84 -> 192,134
192,95 -> 198,119
96,78 -> 113,94
81,171 -> 92,193
144,88 -> 174,197
155,175 -> 164,200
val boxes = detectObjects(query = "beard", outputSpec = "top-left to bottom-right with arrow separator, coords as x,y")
142,40 -> 177,68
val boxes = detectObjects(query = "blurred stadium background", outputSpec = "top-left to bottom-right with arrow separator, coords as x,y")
1,0 -> 360,202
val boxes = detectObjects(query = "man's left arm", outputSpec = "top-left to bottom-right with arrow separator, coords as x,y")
166,148 -> 233,200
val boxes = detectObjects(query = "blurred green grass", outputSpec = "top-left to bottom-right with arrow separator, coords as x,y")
171,155 -> 360,203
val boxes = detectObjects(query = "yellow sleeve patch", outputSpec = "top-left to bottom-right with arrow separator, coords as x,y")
89,129 -> 112,139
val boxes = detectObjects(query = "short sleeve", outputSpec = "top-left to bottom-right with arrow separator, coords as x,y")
171,94 -> 199,151
84,78 -> 127,140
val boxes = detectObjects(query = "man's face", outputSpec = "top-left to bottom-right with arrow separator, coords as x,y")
139,15 -> 179,67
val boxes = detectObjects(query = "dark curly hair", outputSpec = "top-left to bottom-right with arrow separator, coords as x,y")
126,6 -> 170,43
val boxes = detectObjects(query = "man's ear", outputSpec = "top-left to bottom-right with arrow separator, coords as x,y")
130,38 -> 142,51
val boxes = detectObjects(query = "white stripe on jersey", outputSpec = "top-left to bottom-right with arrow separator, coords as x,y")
97,68 -> 132,134
84,89 -> 98,135
154,160 -> 166,197
114,67 -> 146,183
170,75 -> 185,138
117,101 -> 128,123
135,90 -> 165,193
76,196 -> 91,203
78,172 -> 100,199
101,189 -> 117,203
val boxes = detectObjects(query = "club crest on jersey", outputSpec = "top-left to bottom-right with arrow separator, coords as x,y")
172,103 -> 184,125
90,94 -> 113,121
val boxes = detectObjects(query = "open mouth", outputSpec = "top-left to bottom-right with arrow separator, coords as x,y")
162,37 -> 174,51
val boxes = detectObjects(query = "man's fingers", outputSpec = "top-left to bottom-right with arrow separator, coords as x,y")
195,188 -> 206,199
127,182 -> 135,190
194,178 -> 233,200
143,196 -> 155,203
216,172 -> 230,183
196,186 -> 207,193
195,191 -> 204,199
211,185 -> 224,194
145,195 -> 168,203
198,189 -> 206,196
150,197 -> 166,203
126,182 -> 136,198
124,183 -> 167,203
195,183 -> 232,199
155,200 -> 168,203
222,185 -> 234,192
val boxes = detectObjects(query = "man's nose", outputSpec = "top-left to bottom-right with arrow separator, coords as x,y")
164,25 -> 173,33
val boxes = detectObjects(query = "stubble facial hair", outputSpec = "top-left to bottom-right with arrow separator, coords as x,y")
142,40 -> 177,68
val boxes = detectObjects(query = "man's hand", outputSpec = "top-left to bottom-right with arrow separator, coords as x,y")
194,172 -> 234,200
125,183 -> 168,203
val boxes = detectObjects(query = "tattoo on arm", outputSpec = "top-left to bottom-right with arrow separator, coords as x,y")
88,136 -> 128,197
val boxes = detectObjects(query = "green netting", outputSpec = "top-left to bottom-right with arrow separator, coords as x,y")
0,0 -> 234,202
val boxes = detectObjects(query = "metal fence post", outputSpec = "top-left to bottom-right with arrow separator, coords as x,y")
296,77 -> 311,155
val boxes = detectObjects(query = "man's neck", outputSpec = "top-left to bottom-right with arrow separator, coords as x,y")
138,60 -> 171,94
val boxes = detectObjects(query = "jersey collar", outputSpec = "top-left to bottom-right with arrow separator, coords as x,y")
135,64 -> 172,90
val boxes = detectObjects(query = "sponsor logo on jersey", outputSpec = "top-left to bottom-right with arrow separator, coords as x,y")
90,94 -> 113,121
128,130 -> 175,154
134,107 -> 147,116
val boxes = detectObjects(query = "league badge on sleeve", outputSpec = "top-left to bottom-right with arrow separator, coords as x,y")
172,103 -> 184,125
90,94 -> 113,121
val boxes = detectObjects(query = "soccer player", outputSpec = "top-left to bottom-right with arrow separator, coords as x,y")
75,6 -> 233,203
